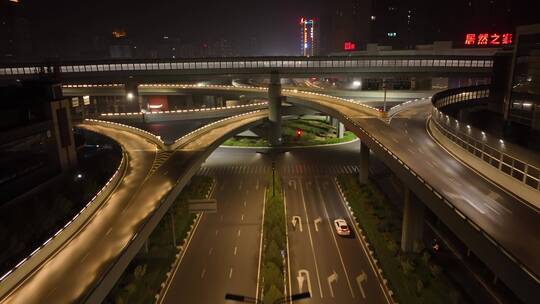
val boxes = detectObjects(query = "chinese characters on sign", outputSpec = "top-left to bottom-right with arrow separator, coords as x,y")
464,33 -> 513,46
343,41 -> 356,51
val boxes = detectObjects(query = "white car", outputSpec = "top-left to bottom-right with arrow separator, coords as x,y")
334,219 -> 351,236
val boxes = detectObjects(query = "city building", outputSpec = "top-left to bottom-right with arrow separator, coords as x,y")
300,17 -> 318,56
319,0 -> 372,54
0,80 -> 77,204
504,24 -> 540,149
0,0 -> 32,62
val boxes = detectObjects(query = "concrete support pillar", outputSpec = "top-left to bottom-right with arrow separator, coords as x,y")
268,72 -> 282,146
401,188 -> 425,252
337,122 -> 344,138
359,141 -> 370,184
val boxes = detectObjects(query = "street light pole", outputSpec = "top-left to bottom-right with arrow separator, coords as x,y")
383,79 -> 388,112
271,161 -> 276,197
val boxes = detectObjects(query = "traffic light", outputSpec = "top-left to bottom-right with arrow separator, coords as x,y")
295,128 -> 303,137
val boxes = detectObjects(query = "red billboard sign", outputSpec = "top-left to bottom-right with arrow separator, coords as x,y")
464,33 -> 512,46
344,41 -> 356,51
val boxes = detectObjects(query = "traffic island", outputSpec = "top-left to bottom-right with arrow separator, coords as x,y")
104,175 -> 213,304
336,174 -> 465,304
222,117 -> 356,147
259,173 -> 287,304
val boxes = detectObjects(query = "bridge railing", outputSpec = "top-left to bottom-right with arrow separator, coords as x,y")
0,55 -> 493,76
0,146 -> 128,299
430,86 -> 540,192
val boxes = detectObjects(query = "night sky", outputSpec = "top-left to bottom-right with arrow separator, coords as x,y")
23,0 -> 323,55
5,0 -> 540,59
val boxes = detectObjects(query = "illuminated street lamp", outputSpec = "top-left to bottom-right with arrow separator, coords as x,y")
126,92 -> 134,101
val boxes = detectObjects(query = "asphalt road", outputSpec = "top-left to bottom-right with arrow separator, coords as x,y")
160,165 -> 266,304
160,144 -> 389,304
388,103 -> 540,278
0,112 -> 266,304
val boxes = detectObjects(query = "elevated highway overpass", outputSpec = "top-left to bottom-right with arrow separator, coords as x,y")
1,84 -> 538,303
0,54 -> 493,84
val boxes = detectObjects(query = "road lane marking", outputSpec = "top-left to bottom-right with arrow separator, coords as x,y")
314,217 -> 322,232
201,268 -> 206,279
327,271 -> 338,298
292,215 -> 303,232
316,180 -> 355,298
220,215 -> 223,221
244,201 -> 247,207
208,248 -> 213,256
284,191 -> 292,301
105,227 -> 113,236
229,267 -> 233,279
158,212 -> 206,303
238,229 -> 241,237
484,203 -> 501,215
241,214 -> 244,221
215,229 -> 219,236
356,272 -> 367,299
299,180 -> 324,298
255,187 -> 267,302
234,246 -> 238,255
334,178 -> 394,304
238,182 -> 243,190
297,269 -> 312,296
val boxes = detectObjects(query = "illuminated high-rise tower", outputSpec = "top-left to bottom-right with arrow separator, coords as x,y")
300,17 -> 318,56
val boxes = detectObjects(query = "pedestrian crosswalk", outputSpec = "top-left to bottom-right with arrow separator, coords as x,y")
196,164 -> 360,176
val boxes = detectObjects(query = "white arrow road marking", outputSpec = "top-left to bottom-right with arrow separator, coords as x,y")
297,269 -> 312,296
314,217 -> 322,232
356,272 -> 367,299
288,179 -> 297,190
292,215 -> 303,232
327,271 -> 338,298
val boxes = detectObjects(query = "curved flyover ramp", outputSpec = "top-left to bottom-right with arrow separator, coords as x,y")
164,85 -> 540,304
0,110 -> 267,304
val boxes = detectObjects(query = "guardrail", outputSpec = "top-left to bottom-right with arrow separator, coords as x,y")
79,111 -> 267,303
169,110 -> 266,150
432,84 -> 490,108
431,109 -> 540,191
385,96 -> 433,122
335,111 -> 540,300
0,55 -> 494,77
84,119 -> 167,150
430,86 -> 540,192
96,102 -> 268,118
0,146 -> 128,299
139,83 -> 385,118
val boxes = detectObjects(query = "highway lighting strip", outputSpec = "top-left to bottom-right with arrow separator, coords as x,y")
140,83 -> 383,117
0,148 -> 128,289
78,112 -> 265,302
334,179 -> 396,304
98,102 -> 268,117
1,57 -> 493,76
338,112 -> 540,286
169,110 -> 265,150
385,97 -> 432,123
154,179 -> 216,303
84,118 -> 166,149
431,104 -> 540,192
62,84 -> 124,88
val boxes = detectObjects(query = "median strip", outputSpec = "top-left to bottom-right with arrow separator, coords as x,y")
258,173 -> 287,304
